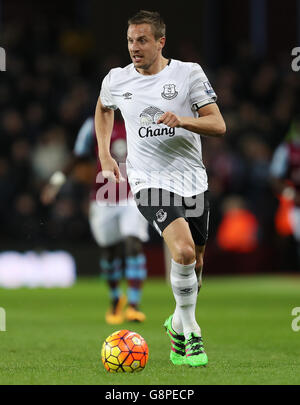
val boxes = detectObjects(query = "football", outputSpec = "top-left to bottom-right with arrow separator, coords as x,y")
101,329 -> 149,373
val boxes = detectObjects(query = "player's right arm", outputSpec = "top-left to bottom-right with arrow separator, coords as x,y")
95,88 -> 124,183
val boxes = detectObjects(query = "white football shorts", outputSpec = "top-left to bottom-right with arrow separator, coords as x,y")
89,198 -> 149,247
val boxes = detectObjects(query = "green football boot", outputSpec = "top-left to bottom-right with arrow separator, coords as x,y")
164,315 -> 186,365
185,332 -> 208,367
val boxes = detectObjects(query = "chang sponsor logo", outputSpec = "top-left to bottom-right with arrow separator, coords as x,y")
138,126 -> 175,138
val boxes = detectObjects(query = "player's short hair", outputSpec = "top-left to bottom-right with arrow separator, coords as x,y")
128,10 -> 166,40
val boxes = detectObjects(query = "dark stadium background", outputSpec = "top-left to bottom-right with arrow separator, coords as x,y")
1,0 -> 300,277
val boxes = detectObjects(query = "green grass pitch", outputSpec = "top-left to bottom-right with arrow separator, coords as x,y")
0,275 -> 300,385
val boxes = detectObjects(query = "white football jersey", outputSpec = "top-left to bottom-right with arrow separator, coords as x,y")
100,59 -> 217,197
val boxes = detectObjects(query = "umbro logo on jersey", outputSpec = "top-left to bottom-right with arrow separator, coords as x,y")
134,179 -> 145,186
122,92 -> 132,99
161,84 -> 178,100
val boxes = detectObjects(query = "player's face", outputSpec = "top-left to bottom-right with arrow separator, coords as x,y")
127,24 -> 164,70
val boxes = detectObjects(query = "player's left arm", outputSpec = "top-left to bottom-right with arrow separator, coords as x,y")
157,103 -> 226,137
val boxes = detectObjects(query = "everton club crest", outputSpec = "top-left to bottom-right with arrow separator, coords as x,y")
161,84 -> 178,100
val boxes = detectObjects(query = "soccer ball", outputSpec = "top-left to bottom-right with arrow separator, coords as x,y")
101,329 -> 149,373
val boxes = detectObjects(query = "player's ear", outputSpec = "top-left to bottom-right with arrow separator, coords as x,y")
158,36 -> 166,50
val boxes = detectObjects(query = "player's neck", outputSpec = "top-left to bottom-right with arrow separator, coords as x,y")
136,56 -> 169,76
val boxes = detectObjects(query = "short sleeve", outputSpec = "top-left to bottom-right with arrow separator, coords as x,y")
73,117 -> 94,156
100,72 -> 118,110
189,63 -> 217,111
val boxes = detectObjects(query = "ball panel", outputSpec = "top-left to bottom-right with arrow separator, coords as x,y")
111,346 -> 121,357
109,339 -> 121,347
117,329 -> 130,338
131,345 -> 144,353
107,355 -> 119,366
122,353 -> 134,367
106,360 -> 119,371
118,339 -> 130,352
140,355 -> 146,368
131,360 -> 141,370
118,350 -> 130,364
125,339 -> 135,350
122,365 -> 134,373
132,336 -> 142,345
131,352 -> 144,361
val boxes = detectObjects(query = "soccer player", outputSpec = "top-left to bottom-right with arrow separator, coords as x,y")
94,10 -> 226,366
41,114 -> 149,324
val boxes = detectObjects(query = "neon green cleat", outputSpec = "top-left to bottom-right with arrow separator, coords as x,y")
185,332 -> 208,367
164,315 -> 186,365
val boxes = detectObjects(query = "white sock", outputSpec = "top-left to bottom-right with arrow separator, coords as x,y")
170,259 -> 201,340
172,306 -> 183,334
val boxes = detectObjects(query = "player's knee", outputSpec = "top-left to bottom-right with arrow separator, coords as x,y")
125,236 -> 142,256
101,246 -> 115,262
173,242 -> 195,265
102,242 -> 124,262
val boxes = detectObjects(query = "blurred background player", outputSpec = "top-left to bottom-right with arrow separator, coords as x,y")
41,113 -> 149,324
270,118 -> 300,268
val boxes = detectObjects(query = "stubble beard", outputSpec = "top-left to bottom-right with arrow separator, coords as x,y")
132,54 -> 158,72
